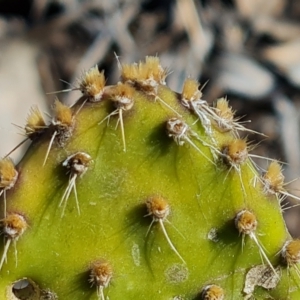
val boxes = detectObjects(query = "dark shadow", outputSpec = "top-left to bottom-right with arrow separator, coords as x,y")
126,202 -> 150,229
65,269 -> 94,300
217,217 -> 237,245
107,203 -> 149,250
193,290 -> 205,300
146,121 -> 174,157
33,160 -> 72,231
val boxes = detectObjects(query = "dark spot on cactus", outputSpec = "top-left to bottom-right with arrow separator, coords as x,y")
11,278 -> 38,300
8,278 -> 57,300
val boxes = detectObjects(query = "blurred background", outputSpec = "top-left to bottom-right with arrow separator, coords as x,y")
1,0 -> 300,234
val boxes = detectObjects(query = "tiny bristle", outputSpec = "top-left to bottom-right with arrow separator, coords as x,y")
0,158 -> 18,190
282,239 -> 300,265
89,260 -> 113,288
53,99 -> 73,126
200,284 -> 224,300
222,139 -> 248,165
182,78 -> 202,102
214,98 -> 234,122
263,161 -> 284,193
25,106 -> 47,138
146,196 -> 170,221
80,66 -> 105,102
2,213 -> 27,239
235,210 -> 257,235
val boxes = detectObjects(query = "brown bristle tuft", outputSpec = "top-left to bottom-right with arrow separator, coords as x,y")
89,260 -> 113,288
80,66 -> 106,102
200,284 -> 224,300
222,139 -> 248,165
214,98 -> 234,124
110,83 -> 135,110
166,118 -> 189,145
141,56 -> 167,84
2,213 -> 27,239
263,161 -> 284,194
281,239 -> 300,265
235,210 -> 257,235
62,152 -> 92,176
121,56 -> 167,92
25,106 -> 47,139
53,99 -> 73,127
0,158 -> 18,190
146,196 -> 170,221
182,78 -> 202,102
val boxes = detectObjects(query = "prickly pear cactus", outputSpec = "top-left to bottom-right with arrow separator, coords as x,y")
1,57 -> 300,299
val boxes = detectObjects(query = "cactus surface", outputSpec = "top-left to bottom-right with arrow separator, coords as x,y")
1,57 -> 300,299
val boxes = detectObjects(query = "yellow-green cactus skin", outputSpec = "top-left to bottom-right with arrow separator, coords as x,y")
1,57 -> 300,300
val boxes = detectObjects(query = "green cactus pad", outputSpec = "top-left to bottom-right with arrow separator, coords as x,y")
1,57 -> 300,299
